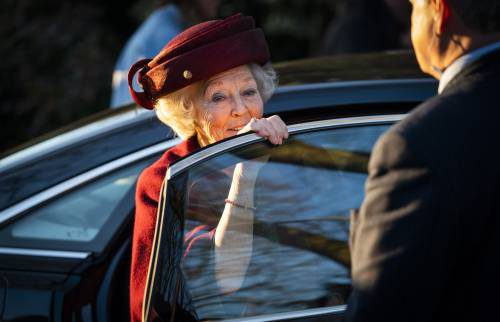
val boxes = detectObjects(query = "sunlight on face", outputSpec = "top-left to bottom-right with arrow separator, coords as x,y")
193,65 -> 264,146
410,0 -> 438,76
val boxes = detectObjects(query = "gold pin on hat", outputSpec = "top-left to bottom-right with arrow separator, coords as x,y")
183,70 -> 193,79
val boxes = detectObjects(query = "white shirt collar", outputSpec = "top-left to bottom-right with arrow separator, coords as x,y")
438,41 -> 500,94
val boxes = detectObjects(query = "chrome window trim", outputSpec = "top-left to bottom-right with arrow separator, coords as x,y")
219,305 -> 347,322
0,138 -> 181,226
167,114 -> 405,179
0,247 -> 90,259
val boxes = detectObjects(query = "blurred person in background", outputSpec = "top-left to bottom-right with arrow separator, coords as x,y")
347,0 -> 500,321
321,0 -> 411,55
111,0 -> 222,108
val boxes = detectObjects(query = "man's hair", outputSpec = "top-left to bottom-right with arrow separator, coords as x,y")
450,0 -> 500,33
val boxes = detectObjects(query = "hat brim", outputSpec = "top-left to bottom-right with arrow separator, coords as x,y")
144,29 -> 270,102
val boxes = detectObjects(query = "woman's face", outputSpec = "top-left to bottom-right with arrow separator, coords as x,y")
193,65 -> 264,146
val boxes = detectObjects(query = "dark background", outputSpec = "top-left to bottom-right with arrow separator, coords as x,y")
0,0 -> 408,154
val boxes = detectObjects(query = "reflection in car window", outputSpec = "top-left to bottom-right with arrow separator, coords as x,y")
0,158 -> 154,250
150,124 -> 390,321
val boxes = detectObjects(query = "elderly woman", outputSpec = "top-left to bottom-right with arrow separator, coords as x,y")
127,14 -> 288,322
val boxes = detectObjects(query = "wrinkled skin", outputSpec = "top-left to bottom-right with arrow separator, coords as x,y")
193,65 -> 288,147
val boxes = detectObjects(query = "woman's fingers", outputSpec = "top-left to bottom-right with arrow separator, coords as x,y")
261,121 -> 278,144
257,116 -> 288,145
267,115 -> 288,143
262,121 -> 281,144
262,116 -> 286,145
239,116 -> 288,145
250,119 -> 271,136
275,115 -> 289,139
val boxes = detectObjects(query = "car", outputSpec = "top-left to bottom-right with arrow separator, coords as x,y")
0,51 -> 436,322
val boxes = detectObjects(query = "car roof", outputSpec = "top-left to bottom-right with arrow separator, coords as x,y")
0,51 -> 436,211
276,50 -> 427,85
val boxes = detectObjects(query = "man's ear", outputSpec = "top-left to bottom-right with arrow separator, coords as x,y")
434,0 -> 451,35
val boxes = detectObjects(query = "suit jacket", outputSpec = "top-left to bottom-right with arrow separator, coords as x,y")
347,48 -> 500,322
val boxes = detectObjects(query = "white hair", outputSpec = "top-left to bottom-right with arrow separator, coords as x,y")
249,62 -> 278,103
155,63 -> 278,139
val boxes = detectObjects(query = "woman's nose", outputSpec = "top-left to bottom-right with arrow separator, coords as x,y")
231,95 -> 247,117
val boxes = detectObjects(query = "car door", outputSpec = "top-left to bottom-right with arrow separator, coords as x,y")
0,159 -> 146,321
143,114 -> 403,322
0,138 -> 180,321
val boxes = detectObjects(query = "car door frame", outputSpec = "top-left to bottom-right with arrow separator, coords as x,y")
143,114 -> 406,322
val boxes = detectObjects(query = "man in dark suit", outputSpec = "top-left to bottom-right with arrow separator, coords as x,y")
346,1 -> 500,321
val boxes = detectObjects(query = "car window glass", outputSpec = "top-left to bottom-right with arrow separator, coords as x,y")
148,123 -> 391,321
0,158 -> 155,252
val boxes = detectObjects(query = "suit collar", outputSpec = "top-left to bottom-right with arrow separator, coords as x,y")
439,41 -> 500,94
438,41 -> 500,94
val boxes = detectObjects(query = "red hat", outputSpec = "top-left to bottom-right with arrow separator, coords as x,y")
128,13 -> 270,109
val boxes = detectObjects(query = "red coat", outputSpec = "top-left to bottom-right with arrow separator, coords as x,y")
130,136 -> 200,322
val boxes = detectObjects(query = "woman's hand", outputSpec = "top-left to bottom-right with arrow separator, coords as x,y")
238,115 -> 289,145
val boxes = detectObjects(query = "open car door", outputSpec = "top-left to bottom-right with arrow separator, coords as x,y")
143,115 -> 403,322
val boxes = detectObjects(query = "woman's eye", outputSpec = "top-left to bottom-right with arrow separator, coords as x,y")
211,94 -> 225,103
243,88 -> 257,96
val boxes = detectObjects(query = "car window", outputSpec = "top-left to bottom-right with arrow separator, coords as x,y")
0,157 -> 156,253
146,122 -> 392,321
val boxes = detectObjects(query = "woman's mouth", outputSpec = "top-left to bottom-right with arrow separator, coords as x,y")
228,126 -> 243,132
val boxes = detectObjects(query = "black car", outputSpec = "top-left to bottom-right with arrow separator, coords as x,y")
0,51 -> 436,322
